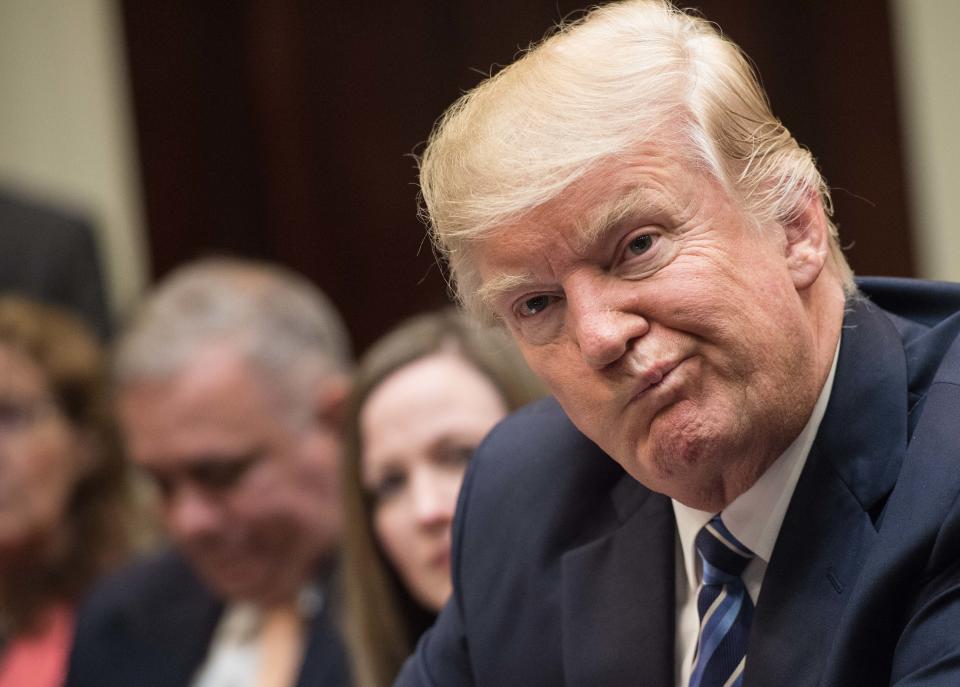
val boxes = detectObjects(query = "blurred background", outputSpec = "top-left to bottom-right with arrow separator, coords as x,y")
1,0 -> 957,352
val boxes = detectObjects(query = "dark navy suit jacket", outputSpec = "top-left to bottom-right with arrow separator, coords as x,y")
0,188 -> 112,340
65,550 -> 350,687
396,278 -> 960,686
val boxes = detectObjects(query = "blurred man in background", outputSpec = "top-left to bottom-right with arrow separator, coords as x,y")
66,257 -> 352,687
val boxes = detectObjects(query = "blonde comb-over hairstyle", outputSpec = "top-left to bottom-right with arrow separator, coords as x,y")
419,0 -> 854,322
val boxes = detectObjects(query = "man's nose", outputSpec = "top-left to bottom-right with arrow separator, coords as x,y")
165,483 -> 223,542
566,276 -> 649,369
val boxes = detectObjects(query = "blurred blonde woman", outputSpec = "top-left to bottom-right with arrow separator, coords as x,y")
0,296 -> 143,687
341,309 -> 545,687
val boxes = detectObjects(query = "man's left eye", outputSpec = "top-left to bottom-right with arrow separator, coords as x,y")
627,234 -> 654,255
517,294 -> 554,317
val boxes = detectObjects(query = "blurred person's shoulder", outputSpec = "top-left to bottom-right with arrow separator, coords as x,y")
67,549 -> 223,687
71,547 -> 222,646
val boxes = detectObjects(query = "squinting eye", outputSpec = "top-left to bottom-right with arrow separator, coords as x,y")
517,294 -> 554,318
627,234 -> 654,255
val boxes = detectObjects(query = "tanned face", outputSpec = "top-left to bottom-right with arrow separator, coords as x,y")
475,142 -> 841,511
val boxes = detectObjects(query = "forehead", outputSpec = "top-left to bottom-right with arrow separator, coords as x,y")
473,144 -> 699,298
117,346 -> 283,467
360,353 -> 507,453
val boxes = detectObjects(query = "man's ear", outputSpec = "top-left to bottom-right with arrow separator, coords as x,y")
313,374 -> 351,432
782,193 -> 830,291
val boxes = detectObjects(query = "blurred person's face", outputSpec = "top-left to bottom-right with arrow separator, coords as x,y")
360,352 -> 507,612
0,345 -> 90,558
117,345 -> 345,606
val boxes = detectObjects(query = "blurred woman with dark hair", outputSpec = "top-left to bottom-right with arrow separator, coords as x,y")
0,296 -> 144,686
341,308 -> 545,687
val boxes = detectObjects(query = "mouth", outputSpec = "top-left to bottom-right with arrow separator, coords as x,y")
634,357 -> 684,396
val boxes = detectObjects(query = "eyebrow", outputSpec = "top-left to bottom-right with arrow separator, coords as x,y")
572,186 -> 667,254
476,271 -> 540,311
477,187 -> 669,309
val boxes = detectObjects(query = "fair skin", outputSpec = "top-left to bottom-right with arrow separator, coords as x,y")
360,352 -> 508,612
474,141 -> 844,512
117,343 -> 346,606
0,345 -> 90,561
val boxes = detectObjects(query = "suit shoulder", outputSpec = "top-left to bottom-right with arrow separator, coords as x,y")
472,397 -> 621,491
456,397 -> 627,551
78,549 -> 211,623
0,188 -> 92,234
856,276 -> 960,330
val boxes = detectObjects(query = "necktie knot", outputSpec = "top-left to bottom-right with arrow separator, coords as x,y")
695,515 -> 754,583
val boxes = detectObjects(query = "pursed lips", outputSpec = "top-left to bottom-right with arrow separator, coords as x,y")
628,356 -> 685,402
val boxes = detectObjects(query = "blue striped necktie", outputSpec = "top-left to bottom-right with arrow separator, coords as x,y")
689,515 -> 755,687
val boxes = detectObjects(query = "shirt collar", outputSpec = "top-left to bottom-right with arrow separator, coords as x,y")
216,582 -> 325,644
672,340 -> 840,589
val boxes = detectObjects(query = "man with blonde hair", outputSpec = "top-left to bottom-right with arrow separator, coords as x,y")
67,258 -> 352,687
397,1 -> 960,685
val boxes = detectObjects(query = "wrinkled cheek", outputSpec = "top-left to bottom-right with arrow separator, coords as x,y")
532,353 -> 582,395
644,400 -> 721,470
552,377 -> 616,428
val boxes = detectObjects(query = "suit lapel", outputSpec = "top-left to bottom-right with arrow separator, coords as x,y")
127,556 -> 223,686
562,475 -> 675,687
744,298 -> 909,686
295,599 -> 349,687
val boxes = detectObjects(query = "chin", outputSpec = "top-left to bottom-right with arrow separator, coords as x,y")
627,406 -> 733,496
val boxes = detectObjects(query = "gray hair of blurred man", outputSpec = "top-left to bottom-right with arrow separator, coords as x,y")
113,257 -> 352,426
418,0 -> 856,323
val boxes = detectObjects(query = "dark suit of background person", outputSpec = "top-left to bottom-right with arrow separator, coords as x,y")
0,188 -> 112,340
65,551 -> 348,687
395,277 -> 960,686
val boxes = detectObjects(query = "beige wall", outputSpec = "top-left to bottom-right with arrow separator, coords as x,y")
0,0 -> 148,318
891,0 -> 960,282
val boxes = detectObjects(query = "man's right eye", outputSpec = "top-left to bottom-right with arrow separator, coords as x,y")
199,448 -> 266,490
517,294 -> 554,318
194,464 -> 243,490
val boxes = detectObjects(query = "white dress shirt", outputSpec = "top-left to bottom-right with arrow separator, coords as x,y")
672,344 -> 839,687
190,586 -> 324,687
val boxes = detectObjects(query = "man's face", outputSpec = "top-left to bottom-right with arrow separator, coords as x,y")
117,346 -> 343,605
475,143 -> 831,509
